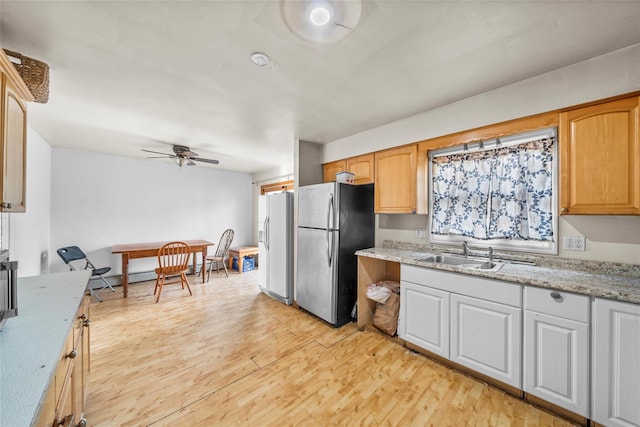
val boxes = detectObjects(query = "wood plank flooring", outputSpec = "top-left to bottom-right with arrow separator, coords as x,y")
85,270 -> 576,426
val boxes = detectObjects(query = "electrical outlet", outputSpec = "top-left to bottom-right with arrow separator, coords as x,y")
563,235 -> 586,251
415,228 -> 426,239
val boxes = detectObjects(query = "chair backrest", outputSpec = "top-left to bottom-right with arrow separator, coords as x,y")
157,241 -> 191,272
57,246 -> 88,270
215,229 -> 234,258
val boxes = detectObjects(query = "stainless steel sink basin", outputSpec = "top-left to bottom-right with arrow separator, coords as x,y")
415,254 -> 503,272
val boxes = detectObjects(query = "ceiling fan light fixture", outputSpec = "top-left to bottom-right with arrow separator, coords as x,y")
175,157 -> 185,167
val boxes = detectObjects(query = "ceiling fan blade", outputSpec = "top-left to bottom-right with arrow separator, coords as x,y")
191,157 -> 220,165
146,155 -> 175,159
186,158 -> 196,166
141,148 -> 173,156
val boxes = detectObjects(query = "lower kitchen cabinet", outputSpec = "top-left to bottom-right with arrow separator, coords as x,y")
592,298 -> 640,427
523,287 -> 590,417
36,292 -> 91,427
450,293 -> 522,389
399,281 -> 449,358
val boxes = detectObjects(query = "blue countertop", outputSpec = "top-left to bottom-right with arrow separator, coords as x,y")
0,270 -> 90,427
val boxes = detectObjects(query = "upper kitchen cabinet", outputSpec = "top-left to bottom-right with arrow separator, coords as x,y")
374,144 -> 417,213
559,96 -> 640,215
322,160 -> 345,183
0,49 -> 33,213
346,154 -> 374,184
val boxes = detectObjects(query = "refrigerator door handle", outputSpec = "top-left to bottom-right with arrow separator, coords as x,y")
326,193 -> 334,266
265,217 -> 269,250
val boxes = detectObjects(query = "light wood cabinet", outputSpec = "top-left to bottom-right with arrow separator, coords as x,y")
322,160 -> 345,183
374,145 -> 417,213
346,153 -> 374,184
559,96 -> 640,215
592,298 -> 640,427
323,154 -> 374,184
36,293 -> 91,427
0,50 -> 31,213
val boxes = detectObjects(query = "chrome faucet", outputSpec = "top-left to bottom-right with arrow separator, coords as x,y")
462,241 -> 469,258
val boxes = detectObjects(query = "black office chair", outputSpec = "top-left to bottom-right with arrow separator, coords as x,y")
57,246 -> 115,302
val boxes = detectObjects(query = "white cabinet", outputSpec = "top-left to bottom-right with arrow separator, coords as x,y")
450,293 -> 522,388
523,287 -> 590,417
399,281 -> 449,358
400,264 -> 522,389
592,298 -> 640,427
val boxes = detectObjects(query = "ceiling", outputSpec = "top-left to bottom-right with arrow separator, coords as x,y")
1,1 -> 640,174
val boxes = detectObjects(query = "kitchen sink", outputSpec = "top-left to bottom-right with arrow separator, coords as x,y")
415,254 -> 504,272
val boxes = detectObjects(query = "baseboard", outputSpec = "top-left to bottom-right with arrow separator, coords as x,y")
89,264 -> 204,289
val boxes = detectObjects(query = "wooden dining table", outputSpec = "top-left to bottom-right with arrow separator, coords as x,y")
111,239 -> 214,298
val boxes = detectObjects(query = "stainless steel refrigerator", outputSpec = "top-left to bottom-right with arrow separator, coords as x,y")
297,182 -> 374,327
258,191 -> 294,305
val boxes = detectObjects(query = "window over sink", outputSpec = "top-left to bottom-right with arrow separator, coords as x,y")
429,127 -> 557,254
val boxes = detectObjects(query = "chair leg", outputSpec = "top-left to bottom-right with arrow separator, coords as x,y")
99,275 -> 116,292
89,287 -> 103,302
222,260 -> 229,278
155,276 -> 164,303
207,259 -> 214,282
182,273 -> 193,296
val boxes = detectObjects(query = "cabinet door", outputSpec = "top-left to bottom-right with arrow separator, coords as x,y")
524,311 -> 589,416
0,78 -> 27,212
593,298 -> 640,427
450,294 -> 522,388
559,96 -> 640,215
323,160 -> 345,183
399,281 -> 449,358
346,154 -> 374,184
374,145 -> 417,213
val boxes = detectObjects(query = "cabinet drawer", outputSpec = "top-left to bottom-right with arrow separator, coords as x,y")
524,286 -> 589,323
402,264 -> 522,307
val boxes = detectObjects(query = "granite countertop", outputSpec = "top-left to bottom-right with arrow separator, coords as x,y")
356,244 -> 640,305
0,270 -> 91,427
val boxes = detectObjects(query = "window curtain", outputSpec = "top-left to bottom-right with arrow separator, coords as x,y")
431,137 -> 554,241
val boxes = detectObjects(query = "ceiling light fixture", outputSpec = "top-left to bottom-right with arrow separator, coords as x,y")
308,5 -> 331,26
281,0 -> 362,44
250,52 -> 270,67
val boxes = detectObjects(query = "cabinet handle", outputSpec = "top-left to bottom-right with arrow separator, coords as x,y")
58,413 -> 74,427
1,203 -> 12,209
560,207 -> 568,214
550,291 -> 563,301
76,418 -> 87,427
66,349 -> 77,359
79,313 -> 87,320
83,318 -> 91,327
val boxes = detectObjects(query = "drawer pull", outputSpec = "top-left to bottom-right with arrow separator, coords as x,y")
66,350 -> 77,359
550,291 -> 563,302
83,318 -> 91,327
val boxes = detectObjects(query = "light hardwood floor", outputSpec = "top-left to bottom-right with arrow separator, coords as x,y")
85,270 -> 576,426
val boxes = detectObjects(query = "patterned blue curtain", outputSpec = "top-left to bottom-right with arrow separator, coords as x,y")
431,137 -> 554,241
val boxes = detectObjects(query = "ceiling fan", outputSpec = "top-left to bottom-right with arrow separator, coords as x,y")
141,145 -> 219,167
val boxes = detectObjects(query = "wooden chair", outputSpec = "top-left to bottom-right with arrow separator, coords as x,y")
206,229 -> 234,281
154,241 -> 192,303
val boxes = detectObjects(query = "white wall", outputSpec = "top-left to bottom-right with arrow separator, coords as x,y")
9,127 -> 52,277
323,44 -> 640,264
50,148 -> 253,276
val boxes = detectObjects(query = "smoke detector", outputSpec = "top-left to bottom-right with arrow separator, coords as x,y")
250,52 -> 270,67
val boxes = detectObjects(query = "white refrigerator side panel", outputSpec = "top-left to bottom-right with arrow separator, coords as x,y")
258,195 -> 268,291
268,193 -> 291,300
